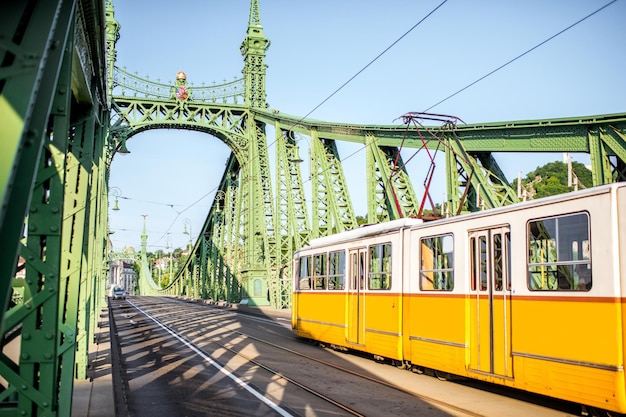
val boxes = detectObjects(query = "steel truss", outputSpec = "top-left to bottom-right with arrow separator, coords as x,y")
2,2 -> 626,414
1,1 -> 110,415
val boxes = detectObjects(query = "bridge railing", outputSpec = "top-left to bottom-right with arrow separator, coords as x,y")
113,66 -> 245,104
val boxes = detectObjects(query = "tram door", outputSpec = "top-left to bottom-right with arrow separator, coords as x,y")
469,226 -> 513,378
347,248 -> 366,345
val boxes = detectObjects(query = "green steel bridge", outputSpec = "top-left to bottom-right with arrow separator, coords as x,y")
1,0 -> 625,415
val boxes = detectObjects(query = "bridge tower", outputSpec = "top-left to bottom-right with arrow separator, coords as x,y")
2,1 -> 626,415
107,0 -> 281,306
241,0 -> 270,108
238,0 -> 274,305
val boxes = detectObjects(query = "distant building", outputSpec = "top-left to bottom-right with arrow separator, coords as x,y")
154,257 -> 169,272
109,259 -> 136,295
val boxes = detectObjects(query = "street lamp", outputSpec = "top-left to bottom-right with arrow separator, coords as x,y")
293,132 -> 312,181
110,187 -> 122,211
165,234 -> 173,283
114,132 -> 131,154
182,218 -> 193,251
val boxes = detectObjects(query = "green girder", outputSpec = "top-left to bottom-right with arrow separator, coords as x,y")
366,134 -> 421,223
115,78 -> 626,311
0,1 -> 110,416
2,1 -> 626,415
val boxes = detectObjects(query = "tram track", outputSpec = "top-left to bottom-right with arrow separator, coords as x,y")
222,328 -> 487,417
125,298 -> 370,416
164,300 -> 578,417
116,296 -> 571,417
208,337 -> 367,417
195,303 -> 583,417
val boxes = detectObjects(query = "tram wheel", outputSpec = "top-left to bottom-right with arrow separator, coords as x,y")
392,359 -> 406,369
582,405 -> 618,417
411,365 -> 425,374
434,370 -> 450,381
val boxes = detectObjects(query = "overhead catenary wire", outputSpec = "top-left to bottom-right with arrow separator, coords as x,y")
145,2 -> 452,248
150,186 -> 218,247
423,0 -> 618,112
110,185 -> 220,249
266,0 -> 450,189
324,0 -> 618,176
113,1 -> 618,251
117,195 -> 184,210
285,0 -> 449,131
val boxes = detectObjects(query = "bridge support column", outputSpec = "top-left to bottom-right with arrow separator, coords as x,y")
240,270 -> 269,306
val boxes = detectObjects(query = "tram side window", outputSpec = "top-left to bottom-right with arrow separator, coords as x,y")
313,253 -> 327,290
328,250 -> 345,290
493,232 -> 512,291
420,234 -> 454,291
369,243 -> 392,290
298,256 -> 312,290
351,252 -> 359,290
527,212 -> 591,291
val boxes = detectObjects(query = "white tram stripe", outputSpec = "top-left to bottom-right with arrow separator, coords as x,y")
128,300 -> 295,417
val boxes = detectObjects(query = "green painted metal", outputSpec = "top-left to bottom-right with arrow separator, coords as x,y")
110,1 -> 626,311
108,1 -> 277,306
241,0 -> 270,108
145,111 -> 626,308
1,0 -> 76,334
0,0 -> 112,414
589,125 -> 626,184
444,134 -> 520,214
2,1 -> 626,414
105,1 -> 626,313
365,134 -> 421,223
310,130 -> 358,237
273,127 -> 309,308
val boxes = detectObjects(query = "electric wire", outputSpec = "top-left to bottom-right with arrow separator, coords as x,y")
117,195 -> 184,210
285,0 -> 449,131
118,2 -> 450,251
270,0 -> 450,187
113,1 -> 617,253
110,186 -> 219,249
151,185 -> 219,245
423,0 -> 618,112
317,0 -> 619,181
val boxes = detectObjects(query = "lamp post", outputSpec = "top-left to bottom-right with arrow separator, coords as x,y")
114,132 -> 131,154
109,187 -> 122,211
294,132 -> 312,181
182,218 -> 192,252
165,234 -> 173,284
214,190 -> 225,216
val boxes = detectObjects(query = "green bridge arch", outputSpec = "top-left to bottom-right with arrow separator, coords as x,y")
1,0 -> 626,415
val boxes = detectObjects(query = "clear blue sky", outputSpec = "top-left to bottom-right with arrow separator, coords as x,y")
108,0 -> 626,253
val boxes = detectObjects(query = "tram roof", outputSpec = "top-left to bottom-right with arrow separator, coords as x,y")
301,218 -> 423,251
296,182 -> 626,255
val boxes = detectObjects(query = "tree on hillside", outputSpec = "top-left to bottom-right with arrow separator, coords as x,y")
512,160 -> 592,199
356,215 -> 368,225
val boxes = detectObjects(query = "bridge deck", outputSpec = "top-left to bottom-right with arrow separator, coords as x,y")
75,297 -> 581,417
71,301 -> 292,416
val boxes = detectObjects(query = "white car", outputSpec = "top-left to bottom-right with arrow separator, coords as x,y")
110,286 -> 126,300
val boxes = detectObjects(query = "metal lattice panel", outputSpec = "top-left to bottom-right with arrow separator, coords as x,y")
2,2 -> 626,414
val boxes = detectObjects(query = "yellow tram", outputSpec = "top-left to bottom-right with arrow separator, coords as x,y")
292,183 -> 626,414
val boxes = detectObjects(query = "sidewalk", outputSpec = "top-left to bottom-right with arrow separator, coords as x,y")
174,296 -> 292,322
71,307 -> 115,417
230,302 -> 292,321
